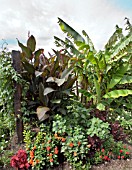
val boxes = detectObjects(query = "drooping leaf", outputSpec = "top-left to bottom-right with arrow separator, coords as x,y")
37,106 -> 50,121
44,87 -> 55,95
35,71 -> 43,77
58,17 -> 85,43
103,89 -> 132,98
82,30 -> 96,53
27,35 -> 36,52
54,78 -> 66,86
46,77 -> 55,83
107,63 -> 129,90
34,49 -> 43,68
105,25 -> 123,49
17,39 -> 32,60
46,77 -> 66,86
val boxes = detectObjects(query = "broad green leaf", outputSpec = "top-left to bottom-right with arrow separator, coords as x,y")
37,106 -> 50,121
17,39 -> 32,59
111,34 -> 132,59
107,63 -> 129,90
27,35 -> 36,52
86,51 -> 97,65
119,75 -> 132,84
78,44 -> 90,51
78,89 -> 92,98
103,90 -> 132,98
96,103 -> 105,111
44,87 -> 55,95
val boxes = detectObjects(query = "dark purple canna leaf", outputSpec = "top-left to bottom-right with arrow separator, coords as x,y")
27,35 -> 36,52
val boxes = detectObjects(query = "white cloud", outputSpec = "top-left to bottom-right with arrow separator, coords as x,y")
0,0 -> 131,54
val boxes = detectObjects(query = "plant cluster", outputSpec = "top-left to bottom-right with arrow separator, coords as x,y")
0,17 -> 131,169
10,149 -> 30,170
21,100 -> 130,169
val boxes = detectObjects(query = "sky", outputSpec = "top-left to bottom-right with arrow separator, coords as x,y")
0,0 -> 132,54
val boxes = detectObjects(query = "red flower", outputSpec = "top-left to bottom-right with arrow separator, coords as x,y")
120,150 -> 123,153
126,152 -> 130,155
54,147 -> 59,154
121,156 -> 125,159
69,142 -> 74,147
46,146 -> 51,151
30,151 -> 34,158
117,156 -> 120,159
61,138 -> 66,142
103,156 -> 109,161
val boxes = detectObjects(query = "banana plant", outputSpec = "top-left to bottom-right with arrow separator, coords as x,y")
55,18 -> 132,110
17,35 -> 77,122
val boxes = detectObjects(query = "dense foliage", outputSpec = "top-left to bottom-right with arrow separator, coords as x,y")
0,18 -> 131,169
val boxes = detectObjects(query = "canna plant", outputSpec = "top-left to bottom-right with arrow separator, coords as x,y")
17,35 -> 77,122
54,17 -> 132,111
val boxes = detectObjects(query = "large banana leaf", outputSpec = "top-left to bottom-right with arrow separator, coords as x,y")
82,30 -> 96,53
107,63 -> 129,90
58,18 -> 85,43
103,89 -> 132,98
111,34 -> 132,60
119,75 -> 132,84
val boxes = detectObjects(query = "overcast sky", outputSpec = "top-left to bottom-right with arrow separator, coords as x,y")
0,0 -> 132,54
